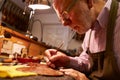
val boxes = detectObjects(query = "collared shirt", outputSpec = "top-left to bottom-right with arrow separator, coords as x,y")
68,0 -> 120,72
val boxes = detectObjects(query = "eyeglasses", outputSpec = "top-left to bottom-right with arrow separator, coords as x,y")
60,0 -> 78,25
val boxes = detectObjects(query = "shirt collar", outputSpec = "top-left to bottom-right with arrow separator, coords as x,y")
97,0 -> 112,28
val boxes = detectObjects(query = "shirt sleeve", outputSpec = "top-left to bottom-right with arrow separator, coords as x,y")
67,28 -> 94,73
68,50 -> 92,73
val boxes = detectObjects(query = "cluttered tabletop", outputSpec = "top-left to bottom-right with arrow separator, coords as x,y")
0,26 -> 75,80
0,57 -> 74,80
0,75 -> 74,80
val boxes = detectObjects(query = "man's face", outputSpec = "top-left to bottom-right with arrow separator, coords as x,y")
53,0 -> 93,34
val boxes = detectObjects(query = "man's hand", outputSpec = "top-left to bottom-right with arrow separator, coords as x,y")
60,68 -> 89,80
44,49 -> 70,68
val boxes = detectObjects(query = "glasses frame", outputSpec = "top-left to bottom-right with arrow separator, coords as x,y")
60,0 -> 78,25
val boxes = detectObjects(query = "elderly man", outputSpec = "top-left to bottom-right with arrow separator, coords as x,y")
45,0 -> 120,80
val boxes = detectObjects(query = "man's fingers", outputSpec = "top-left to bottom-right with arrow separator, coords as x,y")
44,56 -> 49,62
49,54 -> 61,62
46,61 -> 56,68
44,49 -> 58,58
60,69 -> 78,78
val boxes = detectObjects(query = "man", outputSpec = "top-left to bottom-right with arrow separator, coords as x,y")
45,0 -> 120,79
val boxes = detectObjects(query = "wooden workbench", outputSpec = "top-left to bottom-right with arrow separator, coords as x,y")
0,75 -> 75,80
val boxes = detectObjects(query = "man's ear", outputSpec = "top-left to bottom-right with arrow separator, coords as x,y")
87,0 -> 93,9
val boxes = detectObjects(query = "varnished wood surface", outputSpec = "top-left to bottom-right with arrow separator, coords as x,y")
0,75 -> 75,80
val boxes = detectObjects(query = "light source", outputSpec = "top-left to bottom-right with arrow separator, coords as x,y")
22,0 -> 51,41
23,0 -> 51,10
